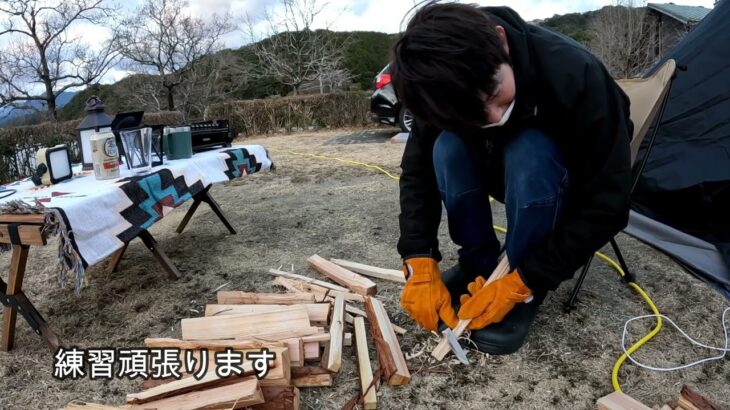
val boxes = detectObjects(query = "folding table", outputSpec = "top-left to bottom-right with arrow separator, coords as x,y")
0,145 -> 273,352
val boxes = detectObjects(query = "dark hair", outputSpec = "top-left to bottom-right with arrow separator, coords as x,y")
391,2 -> 510,133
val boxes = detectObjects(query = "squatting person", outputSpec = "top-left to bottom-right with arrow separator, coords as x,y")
393,3 -> 633,354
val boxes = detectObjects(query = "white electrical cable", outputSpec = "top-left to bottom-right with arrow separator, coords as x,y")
621,306 -> 730,372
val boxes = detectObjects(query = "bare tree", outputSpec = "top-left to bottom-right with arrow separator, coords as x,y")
246,0 -> 350,95
115,74 -> 165,112
176,51 -> 252,119
116,0 -> 234,112
0,0 -> 120,121
588,0 -> 660,79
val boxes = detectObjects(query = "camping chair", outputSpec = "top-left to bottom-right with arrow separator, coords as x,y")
564,59 -> 681,311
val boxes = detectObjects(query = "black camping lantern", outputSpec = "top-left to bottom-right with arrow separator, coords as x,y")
76,96 -> 113,170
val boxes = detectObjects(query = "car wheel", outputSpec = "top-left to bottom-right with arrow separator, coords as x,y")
398,106 -> 414,133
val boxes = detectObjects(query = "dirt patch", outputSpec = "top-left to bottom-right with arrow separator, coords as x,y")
0,127 -> 728,409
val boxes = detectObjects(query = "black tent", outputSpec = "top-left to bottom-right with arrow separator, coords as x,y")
628,0 -> 730,298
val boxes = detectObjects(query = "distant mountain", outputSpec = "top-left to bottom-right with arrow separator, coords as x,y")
59,30 -> 398,120
0,91 -> 78,127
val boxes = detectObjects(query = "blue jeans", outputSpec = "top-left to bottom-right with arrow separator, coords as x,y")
433,128 -> 568,290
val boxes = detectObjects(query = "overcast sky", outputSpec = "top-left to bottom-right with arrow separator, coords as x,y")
3,0 -> 718,87
209,0 -> 716,40
98,0 -> 715,84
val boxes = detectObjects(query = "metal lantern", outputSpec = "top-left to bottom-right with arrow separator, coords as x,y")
76,96 -> 113,170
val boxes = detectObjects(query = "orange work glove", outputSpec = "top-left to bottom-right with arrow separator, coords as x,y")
457,270 -> 532,330
399,257 -> 459,331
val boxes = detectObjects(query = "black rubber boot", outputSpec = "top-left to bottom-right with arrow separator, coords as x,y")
441,264 -> 480,302
467,293 -> 544,355
440,263 -> 544,355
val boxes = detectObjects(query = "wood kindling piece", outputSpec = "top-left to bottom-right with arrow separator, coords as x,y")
217,291 -> 316,305
126,366 -> 256,404
252,385 -> 300,410
346,304 -> 406,335
431,256 -> 511,361
291,366 -> 333,387
180,306 -> 317,341
344,332 -> 352,347
188,345 -> 289,388
677,385 -> 722,410
280,338 -> 305,367
144,338 -> 286,351
300,333 -> 330,344
321,295 -> 344,372
303,341 -> 321,361
597,392 -> 652,410
307,254 -> 377,296
267,269 -> 349,292
128,377 -> 264,410
205,304 -> 330,325
330,258 -> 405,284
354,316 -> 377,409
65,402 -> 126,410
272,276 -> 365,303
364,296 -> 410,385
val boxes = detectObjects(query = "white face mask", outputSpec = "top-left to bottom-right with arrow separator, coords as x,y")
481,99 -> 515,129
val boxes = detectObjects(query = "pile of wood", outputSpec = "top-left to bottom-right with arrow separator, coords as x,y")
65,255 -> 408,410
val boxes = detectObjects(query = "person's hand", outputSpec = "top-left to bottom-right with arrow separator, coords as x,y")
399,257 -> 459,331
457,270 -> 532,330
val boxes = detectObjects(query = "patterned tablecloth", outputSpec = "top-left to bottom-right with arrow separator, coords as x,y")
0,145 -> 273,290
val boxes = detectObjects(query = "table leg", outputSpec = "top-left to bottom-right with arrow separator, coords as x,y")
175,198 -> 202,234
176,186 -> 236,235
2,244 -> 29,352
138,230 -> 180,280
106,243 -> 129,274
199,189 -> 236,235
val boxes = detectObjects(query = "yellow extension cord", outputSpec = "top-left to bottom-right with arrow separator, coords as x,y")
270,147 -> 662,393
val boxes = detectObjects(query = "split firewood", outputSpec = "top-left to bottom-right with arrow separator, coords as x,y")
181,306 -> 318,341
364,297 -> 410,385
596,392 -> 652,410
291,366 -> 333,387
145,338 -> 287,351
303,341 -> 321,361
330,258 -> 405,284
127,366 -> 256,404
307,254 -> 377,295
273,276 -> 365,303
354,316 -> 377,409
205,303 -> 330,325
300,334 -> 330,344
217,291 -> 315,305
345,304 -> 406,335
268,269 -> 349,292
65,403 -> 127,410
432,256 -> 510,360
321,295 -> 345,372
138,345 -> 289,389
130,377 -> 264,410
677,385 -> 722,410
251,385 -> 300,410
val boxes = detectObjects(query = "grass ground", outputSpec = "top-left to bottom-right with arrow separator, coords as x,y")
0,128 -> 727,409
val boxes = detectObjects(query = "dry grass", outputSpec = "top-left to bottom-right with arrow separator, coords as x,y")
0,127 -> 727,409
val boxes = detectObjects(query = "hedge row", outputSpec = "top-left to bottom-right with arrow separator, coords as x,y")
0,111 -> 184,183
206,91 -> 371,137
0,91 -> 374,183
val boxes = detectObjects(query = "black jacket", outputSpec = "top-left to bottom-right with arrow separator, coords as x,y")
397,7 -> 633,291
